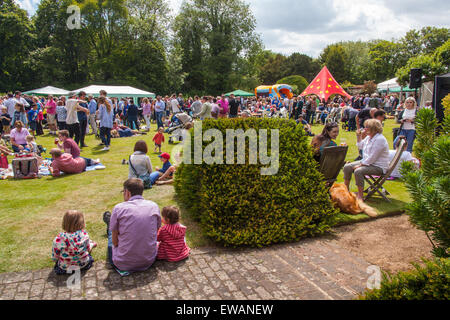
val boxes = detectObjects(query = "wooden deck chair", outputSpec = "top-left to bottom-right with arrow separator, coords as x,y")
363,138 -> 407,202
319,146 -> 349,189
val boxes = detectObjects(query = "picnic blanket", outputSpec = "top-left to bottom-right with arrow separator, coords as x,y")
39,159 -> 106,176
0,159 -> 106,178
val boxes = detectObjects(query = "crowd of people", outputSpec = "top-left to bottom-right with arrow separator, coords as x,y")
0,87 -> 425,277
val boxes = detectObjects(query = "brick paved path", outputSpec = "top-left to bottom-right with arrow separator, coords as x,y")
0,237 -> 372,300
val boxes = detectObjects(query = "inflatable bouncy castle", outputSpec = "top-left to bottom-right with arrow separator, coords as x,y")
255,84 -> 294,99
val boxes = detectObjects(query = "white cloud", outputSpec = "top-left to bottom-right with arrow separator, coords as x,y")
18,0 -> 450,57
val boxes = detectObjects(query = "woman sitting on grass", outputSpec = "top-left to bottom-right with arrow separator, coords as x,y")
52,210 -> 97,275
129,140 -> 153,187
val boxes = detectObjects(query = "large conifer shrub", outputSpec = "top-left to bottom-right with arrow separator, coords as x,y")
174,118 -> 338,247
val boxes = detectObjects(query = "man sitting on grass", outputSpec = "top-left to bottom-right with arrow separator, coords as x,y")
55,130 -> 81,159
49,148 -> 99,177
103,178 -> 161,276
149,152 -> 176,186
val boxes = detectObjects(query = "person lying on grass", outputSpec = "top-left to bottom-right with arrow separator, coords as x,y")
52,210 -> 97,275
149,152 -> 176,186
111,120 -> 140,138
49,148 -> 100,177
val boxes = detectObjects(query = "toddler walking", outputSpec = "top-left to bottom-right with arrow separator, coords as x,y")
52,210 -> 97,275
157,206 -> 190,262
152,127 -> 165,153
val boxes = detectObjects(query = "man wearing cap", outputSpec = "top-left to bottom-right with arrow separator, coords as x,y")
149,152 -> 176,186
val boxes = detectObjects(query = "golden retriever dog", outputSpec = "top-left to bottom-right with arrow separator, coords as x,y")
329,183 -> 378,217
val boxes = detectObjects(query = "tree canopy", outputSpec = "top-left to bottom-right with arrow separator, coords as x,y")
0,1 -> 449,94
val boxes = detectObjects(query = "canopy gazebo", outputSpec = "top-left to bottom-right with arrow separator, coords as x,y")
225,89 -> 255,97
377,78 -> 415,93
71,85 -> 156,103
300,66 -> 351,100
23,86 -> 70,96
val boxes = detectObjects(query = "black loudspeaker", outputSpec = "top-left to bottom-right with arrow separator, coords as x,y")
409,68 -> 422,89
433,73 -> 450,123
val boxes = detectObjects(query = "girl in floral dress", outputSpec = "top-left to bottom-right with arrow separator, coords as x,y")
52,211 -> 97,275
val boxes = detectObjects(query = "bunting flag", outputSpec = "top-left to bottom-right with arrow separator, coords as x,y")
300,66 -> 352,100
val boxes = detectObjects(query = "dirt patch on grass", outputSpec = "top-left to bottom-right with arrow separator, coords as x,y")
330,215 -> 434,273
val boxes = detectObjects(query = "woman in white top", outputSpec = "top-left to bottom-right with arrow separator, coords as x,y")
129,140 -> 153,179
394,97 -> 417,153
343,119 -> 390,201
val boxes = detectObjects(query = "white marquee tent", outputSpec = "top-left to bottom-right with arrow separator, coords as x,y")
71,85 -> 155,99
23,86 -> 70,96
377,78 -> 401,91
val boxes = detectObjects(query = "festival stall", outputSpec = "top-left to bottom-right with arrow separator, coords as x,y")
23,86 -> 70,96
300,66 -> 352,100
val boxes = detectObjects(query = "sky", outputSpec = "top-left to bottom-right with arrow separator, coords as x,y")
18,0 -> 450,57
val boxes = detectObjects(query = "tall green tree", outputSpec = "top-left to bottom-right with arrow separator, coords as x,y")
78,0 -> 129,81
280,53 -> 321,82
396,40 -> 450,86
367,40 -> 402,83
0,0 -> 35,90
339,40 -> 372,84
174,0 -> 260,95
319,44 -> 349,83
258,53 -> 287,84
31,0 -> 90,86
400,27 -> 450,60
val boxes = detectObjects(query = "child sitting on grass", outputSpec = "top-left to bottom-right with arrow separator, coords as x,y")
152,127 -> 165,153
157,206 -> 190,262
25,135 -> 38,154
52,210 -> 97,275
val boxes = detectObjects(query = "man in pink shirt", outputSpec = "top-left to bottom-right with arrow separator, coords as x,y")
49,148 -> 99,177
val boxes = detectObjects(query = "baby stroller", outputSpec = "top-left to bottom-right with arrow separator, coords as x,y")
167,113 -> 192,144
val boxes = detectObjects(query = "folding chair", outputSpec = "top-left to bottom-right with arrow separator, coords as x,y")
319,146 -> 349,189
363,138 -> 407,202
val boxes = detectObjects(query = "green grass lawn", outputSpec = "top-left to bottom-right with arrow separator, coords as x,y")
0,118 -> 410,273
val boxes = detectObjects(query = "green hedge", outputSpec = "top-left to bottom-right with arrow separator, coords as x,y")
174,118 -> 339,247
360,259 -> 449,300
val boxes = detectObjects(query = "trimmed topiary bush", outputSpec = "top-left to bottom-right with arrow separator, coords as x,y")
359,258 -> 449,300
174,118 -> 339,247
